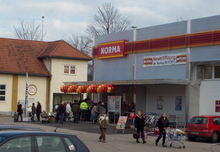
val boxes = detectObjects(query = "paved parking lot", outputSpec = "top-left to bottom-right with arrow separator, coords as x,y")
0,115 -> 220,152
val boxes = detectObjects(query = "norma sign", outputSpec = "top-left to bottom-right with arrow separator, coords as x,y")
98,40 -> 126,59
143,54 -> 187,67
215,100 -> 220,112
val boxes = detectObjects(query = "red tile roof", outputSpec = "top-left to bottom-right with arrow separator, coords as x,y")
0,38 -> 92,76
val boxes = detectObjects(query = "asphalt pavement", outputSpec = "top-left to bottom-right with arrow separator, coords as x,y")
0,115 -> 220,152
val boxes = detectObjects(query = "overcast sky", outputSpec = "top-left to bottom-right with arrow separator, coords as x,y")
1,0 -> 220,41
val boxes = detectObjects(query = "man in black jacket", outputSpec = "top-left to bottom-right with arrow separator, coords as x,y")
155,112 -> 169,147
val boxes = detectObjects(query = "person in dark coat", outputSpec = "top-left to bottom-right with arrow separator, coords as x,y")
31,103 -> 36,121
135,111 -> 146,144
36,102 -> 42,121
17,102 -> 23,122
57,102 -> 65,124
72,101 -> 80,123
155,112 -> 169,147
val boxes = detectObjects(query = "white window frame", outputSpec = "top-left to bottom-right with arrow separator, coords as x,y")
0,85 -> 6,102
64,65 -> 76,75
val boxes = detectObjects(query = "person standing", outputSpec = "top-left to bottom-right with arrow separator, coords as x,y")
91,103 -> 98,123
72,101 -> 80,123
97,109 -> 109,143
36,102 -> 42,121
155,112 -> 169,147
134,111 -> 146,144
80,100 -> 88,121
57,102 -> 65,124
31,103 -> 36,121
66,102 -> 72,122
17,102 -> 23,122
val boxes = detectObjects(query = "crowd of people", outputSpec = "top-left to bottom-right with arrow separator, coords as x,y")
54,98 -> 107,125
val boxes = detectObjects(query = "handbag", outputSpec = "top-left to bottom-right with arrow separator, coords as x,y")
133,133 -> 140,139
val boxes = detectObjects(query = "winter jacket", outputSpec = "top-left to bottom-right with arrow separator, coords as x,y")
72,103 -> 80,113
57,104 -> 65,115
36,104 -> 42,114
156,116 -> 169,131
32,105 -> 36,115
17,104 -> 23,114
66,104 -> 72,114
80,102 -> 88,110
98,114 -> 109,129
135,115 -> 145,129
91,105 -> 98,116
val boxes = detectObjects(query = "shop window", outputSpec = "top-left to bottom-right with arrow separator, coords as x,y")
0,85 -> 6,102
214,66 -> 220,78
204,66 -> 212,79
64,65 -> 76,75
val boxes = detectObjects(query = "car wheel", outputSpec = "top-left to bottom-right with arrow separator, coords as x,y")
210,131 -> 219,143
188,136 -> 196,141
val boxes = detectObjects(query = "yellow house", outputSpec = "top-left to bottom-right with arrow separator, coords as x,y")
0,38 -> 91,115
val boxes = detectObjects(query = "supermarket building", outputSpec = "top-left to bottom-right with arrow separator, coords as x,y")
89,15 -> 220,123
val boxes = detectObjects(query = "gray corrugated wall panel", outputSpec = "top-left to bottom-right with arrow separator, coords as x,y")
94,30 -> 133,46
135,49 -> 187,80
191,15 -> 220,33
94,55 -> 133,81
191,45 -> 220,62
137,21 -> 187,40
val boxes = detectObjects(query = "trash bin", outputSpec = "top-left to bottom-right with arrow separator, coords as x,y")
14,112 -> 18,122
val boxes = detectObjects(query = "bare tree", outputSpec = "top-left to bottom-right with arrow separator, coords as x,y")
13,19 -> 44,41
67,34 -> 93,56
66,34 -> 93,81
87,3 -> 131,36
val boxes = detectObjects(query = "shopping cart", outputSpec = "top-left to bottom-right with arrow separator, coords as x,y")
165,128 -> 186,149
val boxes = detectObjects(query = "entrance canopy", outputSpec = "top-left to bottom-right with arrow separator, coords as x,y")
64,79 -> 189,86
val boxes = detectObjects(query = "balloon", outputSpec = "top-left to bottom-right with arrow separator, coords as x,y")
129,113 -> 135,120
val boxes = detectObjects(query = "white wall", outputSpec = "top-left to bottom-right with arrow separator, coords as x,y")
49,58 -> 88,111
200,80 -> 220,115
146,85 -> 186,115
17,75 -> 47,111
0,74 -> 13,113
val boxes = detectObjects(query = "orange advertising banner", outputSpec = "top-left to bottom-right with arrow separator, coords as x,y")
98,40 -> 127,59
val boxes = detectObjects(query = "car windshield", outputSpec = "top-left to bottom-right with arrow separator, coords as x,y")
0,136 -> 6,142
189,117 -> 208,124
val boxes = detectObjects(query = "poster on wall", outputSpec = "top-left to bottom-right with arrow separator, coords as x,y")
143,54 -> 187,67
157,96 -> 163,110
108,96 -> 121,113
215,100 -> 220,112
175,96 -> 182,111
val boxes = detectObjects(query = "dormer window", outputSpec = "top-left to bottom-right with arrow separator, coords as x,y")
64,65 -> 76,75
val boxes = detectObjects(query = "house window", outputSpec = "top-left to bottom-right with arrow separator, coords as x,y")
197,65 -> 220,79
0,85 -> 6,102
204,66 -> 212,79
214,66 -> 220,78
64,65 -> 76,75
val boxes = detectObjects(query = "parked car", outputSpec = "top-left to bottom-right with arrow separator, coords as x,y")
0,130 -> 90,152
186,115 -> 220,142
0,125 -> 42,131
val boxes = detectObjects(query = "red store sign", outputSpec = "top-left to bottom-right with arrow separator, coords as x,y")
98,40 -> 127,59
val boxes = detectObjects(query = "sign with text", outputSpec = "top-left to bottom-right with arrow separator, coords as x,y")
143,54 -> 187,67
215,100 -> 220,112
108,96 -> 121,113
98,40 -> 126,59
116,116 -> 128,130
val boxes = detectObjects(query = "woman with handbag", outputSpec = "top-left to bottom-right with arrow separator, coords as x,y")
135,111 -> 146,144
